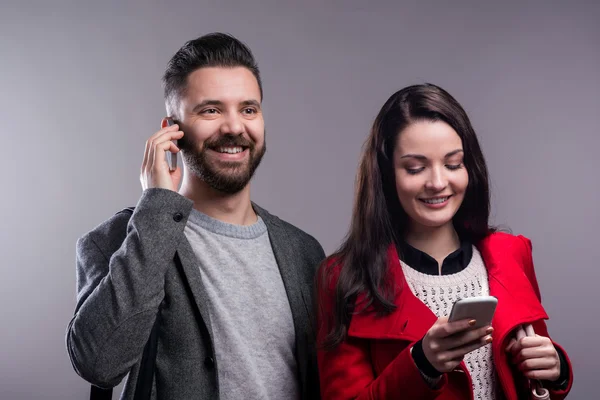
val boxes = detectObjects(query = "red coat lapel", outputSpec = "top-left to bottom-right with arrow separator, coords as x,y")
477,234 -> 548,349
347,245 -> 436,342
478,233 -> 549,400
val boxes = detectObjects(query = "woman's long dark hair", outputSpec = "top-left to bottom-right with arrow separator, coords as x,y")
319,83 -> 493,349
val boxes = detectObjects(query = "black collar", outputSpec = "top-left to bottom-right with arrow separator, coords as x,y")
399,239 -> 473,276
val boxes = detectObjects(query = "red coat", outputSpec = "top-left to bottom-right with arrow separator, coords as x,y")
317,232 -> 573,399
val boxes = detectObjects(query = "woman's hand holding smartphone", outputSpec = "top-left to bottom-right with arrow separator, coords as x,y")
421,296 -> 497,373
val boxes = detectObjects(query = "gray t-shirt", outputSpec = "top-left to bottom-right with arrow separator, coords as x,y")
184,208 -> 299,400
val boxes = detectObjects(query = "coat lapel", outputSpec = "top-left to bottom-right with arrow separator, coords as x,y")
477,235 -> 548,343
172,203 -> 315,397
253,204 -> 314,397
253,204 -> 309,330
477,234 -> 549,399
348,246 -> 437,343
174,204 -> 311,345
174,236 -> 215,343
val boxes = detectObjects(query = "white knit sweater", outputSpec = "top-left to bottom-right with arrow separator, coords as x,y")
400,247 -> 497,400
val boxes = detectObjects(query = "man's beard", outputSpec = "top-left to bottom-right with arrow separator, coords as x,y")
179,132 -> 266,194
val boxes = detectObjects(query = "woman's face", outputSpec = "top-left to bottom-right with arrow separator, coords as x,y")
393,120 -> 469,232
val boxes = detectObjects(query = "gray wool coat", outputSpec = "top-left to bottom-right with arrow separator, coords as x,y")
66,188 -> 325,399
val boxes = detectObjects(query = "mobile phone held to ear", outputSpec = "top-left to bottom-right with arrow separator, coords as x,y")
448,296 -> 498,329
166,119 -> 178,172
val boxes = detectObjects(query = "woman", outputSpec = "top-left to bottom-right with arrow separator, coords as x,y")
316,84 -> 572,399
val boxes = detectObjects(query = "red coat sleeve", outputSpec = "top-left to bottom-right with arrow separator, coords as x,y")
517,235 -> 573,399
316,262 -> 448,399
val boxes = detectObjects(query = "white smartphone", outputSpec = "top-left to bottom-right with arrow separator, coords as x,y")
166,119 -> 178,172
448,296 -> 498,329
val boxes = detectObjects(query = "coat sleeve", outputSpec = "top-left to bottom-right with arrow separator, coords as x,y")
316,262 -> 448,400
65,188 -> 193,388
517,235 -> 573,399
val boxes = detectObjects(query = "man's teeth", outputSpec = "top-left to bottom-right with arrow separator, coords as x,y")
217,146 -> 243,154
422,197 -> 449,204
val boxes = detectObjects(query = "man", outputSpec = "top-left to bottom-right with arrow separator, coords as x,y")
66,33 -> 324,400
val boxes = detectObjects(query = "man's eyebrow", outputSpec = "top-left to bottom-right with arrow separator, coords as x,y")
191,100 -> 224,113
192,99 -> 261,113
240,100 -> 261,108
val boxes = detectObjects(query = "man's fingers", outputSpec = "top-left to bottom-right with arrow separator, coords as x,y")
153,123 -> 179,140
151,141 -> 180,169
153,130 -> 184,146
147,131 -> 183,172
139,122 -> 184,191
142,126 -> 181,172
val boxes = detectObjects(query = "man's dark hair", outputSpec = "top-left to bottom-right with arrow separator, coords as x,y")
162,32 -> 262,117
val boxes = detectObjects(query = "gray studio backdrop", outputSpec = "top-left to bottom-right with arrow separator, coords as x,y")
1,0 -> 598,398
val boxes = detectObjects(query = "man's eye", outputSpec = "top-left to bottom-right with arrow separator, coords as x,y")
202,108 -> 218,114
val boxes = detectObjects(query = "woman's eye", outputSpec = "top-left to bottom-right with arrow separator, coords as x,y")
406,167 -> 425,175
446,163 -> 463,170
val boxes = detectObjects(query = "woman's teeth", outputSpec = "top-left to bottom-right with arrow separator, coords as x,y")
421,196 -> 450,204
